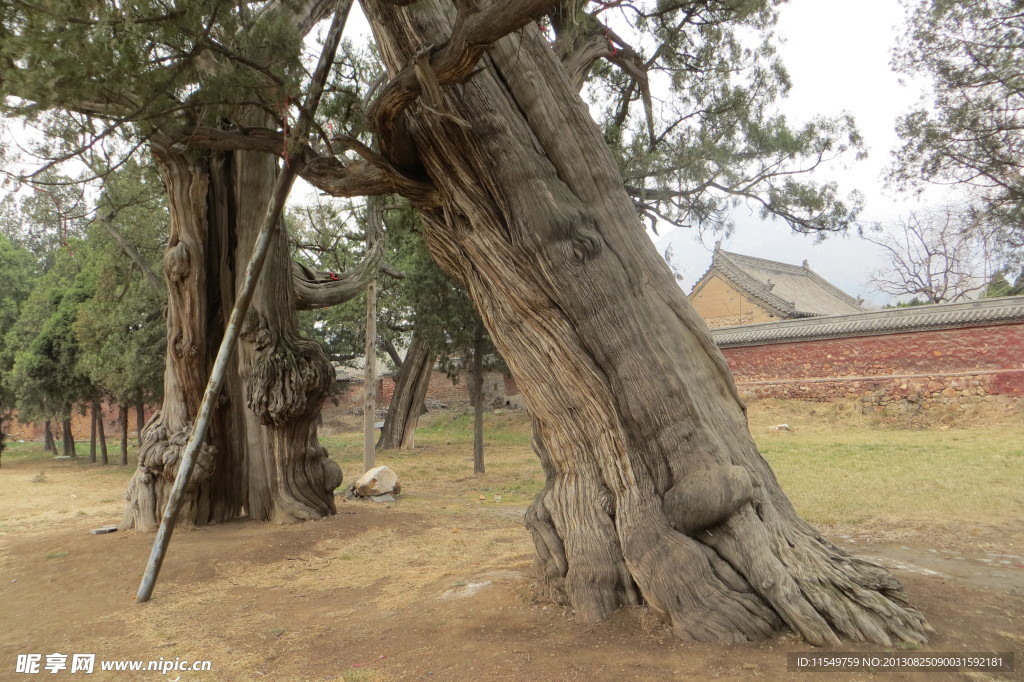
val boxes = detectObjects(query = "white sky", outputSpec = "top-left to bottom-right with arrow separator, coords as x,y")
655,0 -> 941,306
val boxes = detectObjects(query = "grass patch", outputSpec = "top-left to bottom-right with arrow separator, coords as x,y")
3,402 -> 1020,546
323,402 -> 1022,539
322,410 -> 542,508
755,422 -> 1023,528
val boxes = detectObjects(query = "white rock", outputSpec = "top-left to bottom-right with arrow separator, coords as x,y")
354,465 -> 400,497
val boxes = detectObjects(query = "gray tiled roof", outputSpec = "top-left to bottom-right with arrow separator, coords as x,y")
712,296 -> 1024,347
692,248 -> 865,318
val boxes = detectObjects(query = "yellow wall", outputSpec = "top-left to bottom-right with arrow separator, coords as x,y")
689,275 -> 778,329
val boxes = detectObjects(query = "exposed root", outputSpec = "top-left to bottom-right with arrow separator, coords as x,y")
702,505 -> 929,646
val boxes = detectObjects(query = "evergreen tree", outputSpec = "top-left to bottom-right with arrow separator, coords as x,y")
892,0 -> 1024,263
983,270 -> 1024,298
3,249 -> 95,456
0,234 -> 36,461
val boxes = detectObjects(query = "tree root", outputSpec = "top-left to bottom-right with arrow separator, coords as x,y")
526,474 -> 930,646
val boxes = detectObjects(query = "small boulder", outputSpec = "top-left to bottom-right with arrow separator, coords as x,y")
768,423 -> 792,432
353,465 -> 400,498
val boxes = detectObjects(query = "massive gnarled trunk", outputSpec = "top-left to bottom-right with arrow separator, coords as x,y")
362,1 -> 927,645
121,134 -> 341,531
377,333 -> 434,450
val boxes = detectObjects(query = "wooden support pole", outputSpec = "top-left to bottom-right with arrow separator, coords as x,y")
363,196 -> 383,473
363,276 -> 377,472
135,2 -> 351,603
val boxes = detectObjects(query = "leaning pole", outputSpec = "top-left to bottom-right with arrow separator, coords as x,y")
135,2 -> 352,603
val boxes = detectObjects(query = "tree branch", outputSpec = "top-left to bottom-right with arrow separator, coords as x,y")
292,241 -> 385,310
177,126 -> 439,206
367,0 -> 560,137
98,213 -> 167,302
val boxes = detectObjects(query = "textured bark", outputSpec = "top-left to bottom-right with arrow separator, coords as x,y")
121,128 -> 342,530
43,420 -> 55,453
362,0 -> 928,646
98,408 -> 108,465
376,334 -> 434,450
89,400 -> 98,463
291,247 -> 383,311
119,406 -> 128,466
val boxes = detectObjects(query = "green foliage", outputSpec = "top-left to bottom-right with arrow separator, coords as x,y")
982,270 -> 1024,298
0,172 -> 89,269
576,0 -> 863,234
892,0 -> 1024,263
74,159 -> 167,405
2,248 -> 94,422
292,201 -> 504,378
0,233 -> 36,453
1,1 -> 301,119
73,258 -> 166,406
0,159 -> 166,424
883,298 -> 927,309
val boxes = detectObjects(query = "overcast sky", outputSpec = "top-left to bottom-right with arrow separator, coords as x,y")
654,0 -> 937,306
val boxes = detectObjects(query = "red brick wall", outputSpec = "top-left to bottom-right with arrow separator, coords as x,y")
721,324 -> 1024,412
3,401 -> 156,443
332,370 -> 522,411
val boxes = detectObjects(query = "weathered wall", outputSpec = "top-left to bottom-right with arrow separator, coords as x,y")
333,370 -> 517,411
690,275 -> 779,329
722,324 -> 1024,413
3,401 -> 157,445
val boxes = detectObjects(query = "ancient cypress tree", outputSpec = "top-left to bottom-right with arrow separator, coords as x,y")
2,0 -> 385,527
1,0 -> 929,644
346,0 -> 925,645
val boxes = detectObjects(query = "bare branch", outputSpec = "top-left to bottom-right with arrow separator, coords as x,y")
98,212 -> 167,302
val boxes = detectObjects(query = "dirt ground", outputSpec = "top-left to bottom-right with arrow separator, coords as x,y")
1,428 -> 1022,681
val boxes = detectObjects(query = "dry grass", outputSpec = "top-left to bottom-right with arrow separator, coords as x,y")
0,443 -> 134,536
1,402 -> 1021,681
745,399 -> 1024,549
2,400 -> 1020,547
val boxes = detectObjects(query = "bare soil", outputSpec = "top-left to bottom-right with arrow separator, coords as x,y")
1,430 -> 1022,681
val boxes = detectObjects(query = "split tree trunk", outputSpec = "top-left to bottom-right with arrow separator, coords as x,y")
60,417 -> 75,458
43,420 -> 55,453
362,0 -> 927,646
121,129 -> 340,530
377,334 -> 434,450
